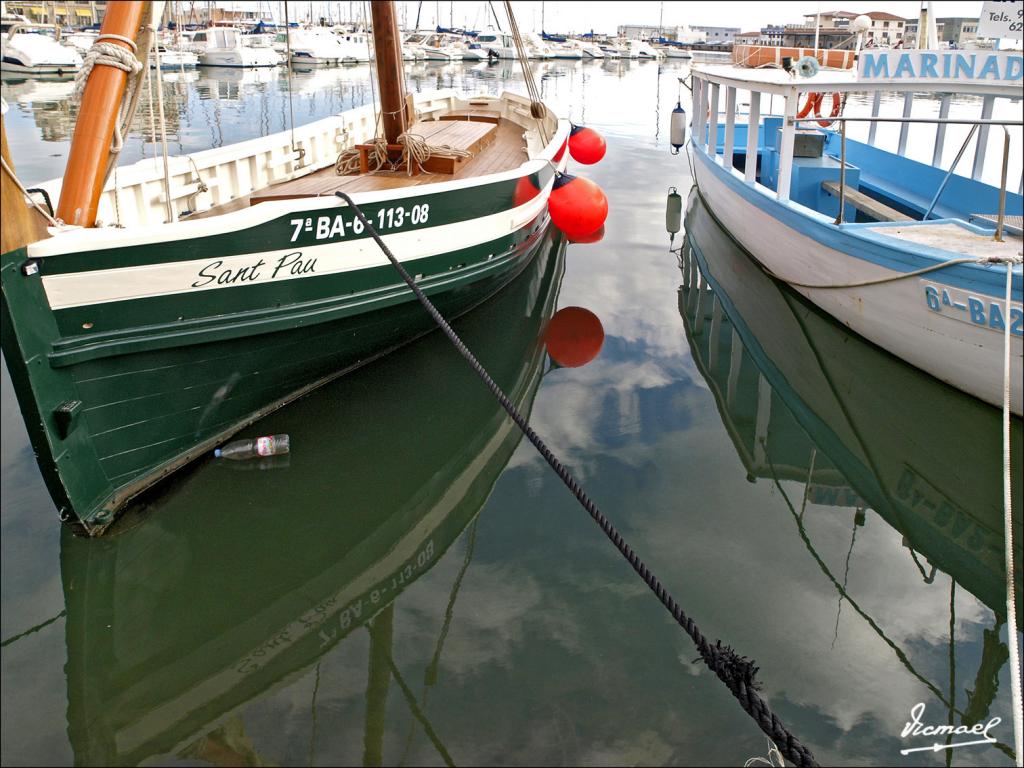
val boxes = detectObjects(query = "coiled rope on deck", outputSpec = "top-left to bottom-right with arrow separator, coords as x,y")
334,190 -> 819,767
335,133 -> 472,177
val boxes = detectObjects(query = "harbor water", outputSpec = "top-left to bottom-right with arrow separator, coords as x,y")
2,58 -> 1021,766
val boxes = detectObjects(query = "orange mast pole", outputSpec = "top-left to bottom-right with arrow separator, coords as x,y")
55,1 -> 146,228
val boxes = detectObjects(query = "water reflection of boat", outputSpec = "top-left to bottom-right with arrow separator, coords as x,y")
62,229 -> 566,766
194,63 -> 280,92
3,76 -> 76,103
1,76 -> 77,141
679,190 -> 1021,619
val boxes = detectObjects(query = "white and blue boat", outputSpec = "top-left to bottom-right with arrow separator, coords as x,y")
686,48 -> 1022,414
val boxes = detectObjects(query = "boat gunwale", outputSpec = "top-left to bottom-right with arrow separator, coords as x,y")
27,90 -> 569,258
689,145 -> 1023,300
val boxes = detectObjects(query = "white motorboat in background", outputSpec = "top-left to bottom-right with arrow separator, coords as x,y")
568,39 -> 604,58
627,40 -> 663,59
193,27 -> 281,67
598,41 -> 624,58
279,27 -> 347,66
62,29 -> 97,54
417,32 -> 465,62
400,31 -> 428,60
150,45 -> 198,69
1,15 -> 82,75
524,32 -> 555,59
548,39 -> 582,59
476,28 -> 517,59
331,27 -> 372,62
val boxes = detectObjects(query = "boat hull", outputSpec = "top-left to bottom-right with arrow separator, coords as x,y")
2,169 -> 555,533
691,145 -> 1023,414
60,229 -> 566,765
0,59 -> 79,75
197,50 -> 280,67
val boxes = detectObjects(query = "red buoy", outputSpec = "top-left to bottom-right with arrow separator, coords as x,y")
543,307 -> 604,368
548,173 -> 608,240
568,125 -> 606,165
568,224 -> 605,244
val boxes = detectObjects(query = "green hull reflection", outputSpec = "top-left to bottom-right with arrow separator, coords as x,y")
60,228 -> 567,766
680,189 -> 1021,623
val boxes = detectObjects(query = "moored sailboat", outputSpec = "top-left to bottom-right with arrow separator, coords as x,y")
0,0 -> 603,534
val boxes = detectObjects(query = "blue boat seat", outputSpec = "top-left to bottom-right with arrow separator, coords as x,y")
821,132 -> 1024,224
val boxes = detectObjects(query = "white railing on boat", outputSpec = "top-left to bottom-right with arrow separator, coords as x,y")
30,89 -> 552,230
790,114 -> 1023,239
32,90 -> 463,229
688,70 -> 1023,213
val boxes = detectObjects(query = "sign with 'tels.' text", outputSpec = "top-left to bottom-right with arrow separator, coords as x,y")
857,50 -> 1023,86
977,0 -> 1023,39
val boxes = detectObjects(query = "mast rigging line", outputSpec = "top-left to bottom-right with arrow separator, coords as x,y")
333,190 -> 819,768
503,0 -> 549,144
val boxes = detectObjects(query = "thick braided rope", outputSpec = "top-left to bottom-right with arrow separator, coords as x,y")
73,38 -> 142,154
335,190 -> 819,767
73,40 -> 141,100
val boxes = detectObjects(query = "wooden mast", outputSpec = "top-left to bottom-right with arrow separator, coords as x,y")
55,1 -> 146,228
369,1 -> 405,146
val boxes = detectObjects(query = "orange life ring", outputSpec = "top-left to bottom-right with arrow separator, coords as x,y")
814,92 -> 842,128
797,92 -> 841,128
797,92 -> 821,120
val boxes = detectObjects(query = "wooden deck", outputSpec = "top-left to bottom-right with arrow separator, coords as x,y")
865,221 -> 1024,259
248,117 -> 527,205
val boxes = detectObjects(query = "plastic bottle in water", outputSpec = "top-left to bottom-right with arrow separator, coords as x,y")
214,434 -> 290,460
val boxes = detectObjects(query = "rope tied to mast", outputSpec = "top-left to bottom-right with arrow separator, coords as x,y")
73,36 -> 143,154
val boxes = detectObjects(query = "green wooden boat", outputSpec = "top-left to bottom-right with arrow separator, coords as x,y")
1,2 -> 569,534
680,189 -> 1022,621
60,229 -> 566,765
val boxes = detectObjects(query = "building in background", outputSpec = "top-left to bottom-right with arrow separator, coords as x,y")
903,16 -> 945,46
735,30 -> 763,45
691,25 -> 740,45
781,24 -> 859,49
761,24 -> 785,45
937,17 -> 980,45
802,10 -> 858,28
861,11 -> 906,45
4,0 -> 106,27
616,23 -> 707,43
616,24 -> 675,41
797,10 -> 907,46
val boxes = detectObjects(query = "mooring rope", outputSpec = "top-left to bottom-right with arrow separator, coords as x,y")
73,37 -> 143,154
334,190 -> 818,767
764,253 -> 1022,290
